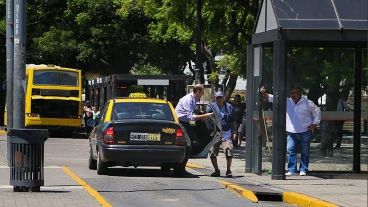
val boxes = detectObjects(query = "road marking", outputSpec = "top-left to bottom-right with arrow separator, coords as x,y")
62,166 -> 113,207
186,162 -> 205,169
219,180 -> 258,203
283,191 -> 338,207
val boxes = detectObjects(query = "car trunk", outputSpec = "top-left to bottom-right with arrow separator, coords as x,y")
110,120 -> 182,146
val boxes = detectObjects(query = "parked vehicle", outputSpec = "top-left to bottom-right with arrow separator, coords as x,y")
88,95 -> 221,176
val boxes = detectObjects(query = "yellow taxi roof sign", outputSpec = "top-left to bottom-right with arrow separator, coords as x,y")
128,93 -> 147,98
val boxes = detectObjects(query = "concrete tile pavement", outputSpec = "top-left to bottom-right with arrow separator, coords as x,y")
0,135 -> 100,207
187,143 -> 368,207
0,133 -> 366,207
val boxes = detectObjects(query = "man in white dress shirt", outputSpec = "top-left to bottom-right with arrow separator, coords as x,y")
261,85 -> 321,176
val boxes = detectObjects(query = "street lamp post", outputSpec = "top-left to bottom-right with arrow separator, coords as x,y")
13,0 -> 26,129
6,0 -> 14,130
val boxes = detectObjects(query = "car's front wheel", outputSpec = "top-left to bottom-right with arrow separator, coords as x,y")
88,147 -> 97,170
97,151 -> 108,175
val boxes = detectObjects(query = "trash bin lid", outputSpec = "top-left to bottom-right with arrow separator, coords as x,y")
8,129 -> 48,144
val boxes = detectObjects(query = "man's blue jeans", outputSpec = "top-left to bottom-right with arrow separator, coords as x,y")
287,131 -> 312,173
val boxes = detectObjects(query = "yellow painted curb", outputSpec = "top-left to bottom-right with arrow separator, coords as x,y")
0,130 -> 6,136
62,166 -> 112,207
186,162 -> 205,169
283,191 -> 339,207
219,180 -> 258,203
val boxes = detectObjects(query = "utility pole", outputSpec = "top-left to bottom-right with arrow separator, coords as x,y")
13,0 -> 26,129
6,0 -> 14,129
195,0 -> 204,84
6,0 -> 14,167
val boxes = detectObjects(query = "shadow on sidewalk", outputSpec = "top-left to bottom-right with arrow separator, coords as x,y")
309,171 -> 368,179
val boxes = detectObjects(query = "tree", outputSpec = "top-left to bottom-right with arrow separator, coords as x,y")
289,48 -> 355,156
120,0 -> 259,97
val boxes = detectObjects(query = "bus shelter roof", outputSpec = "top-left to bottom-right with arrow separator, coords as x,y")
252,0 -> 368,46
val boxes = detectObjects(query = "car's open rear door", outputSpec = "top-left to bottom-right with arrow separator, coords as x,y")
185,103 -> 222,158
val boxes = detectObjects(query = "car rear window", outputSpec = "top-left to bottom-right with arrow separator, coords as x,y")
112,102 -> 174,121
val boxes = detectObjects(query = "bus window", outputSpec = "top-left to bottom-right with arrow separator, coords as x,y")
33,70 -> 78,86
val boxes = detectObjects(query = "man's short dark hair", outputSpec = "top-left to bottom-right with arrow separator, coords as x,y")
290,85 -> 303,92
193,84 -> 204,93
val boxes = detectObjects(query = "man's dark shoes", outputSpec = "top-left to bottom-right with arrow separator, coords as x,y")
226,170 -> 233,178
211,169 -> 220,177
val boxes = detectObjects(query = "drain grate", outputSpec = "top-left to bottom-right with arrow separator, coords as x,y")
255,191 -> 283,202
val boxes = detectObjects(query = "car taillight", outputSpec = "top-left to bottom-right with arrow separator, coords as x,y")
175,128 -> 185,146
103,127 -> 114,144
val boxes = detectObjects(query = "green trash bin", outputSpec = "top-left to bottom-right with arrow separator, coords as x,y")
8,129 -> 48,192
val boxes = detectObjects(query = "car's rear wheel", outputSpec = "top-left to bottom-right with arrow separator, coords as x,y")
88,147 -> 97,170
173,162 -> 186,177
161,164 -> 171,175
97,151 -> 108,175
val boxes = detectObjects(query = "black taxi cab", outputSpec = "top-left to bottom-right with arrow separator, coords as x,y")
88,93 -> 222,176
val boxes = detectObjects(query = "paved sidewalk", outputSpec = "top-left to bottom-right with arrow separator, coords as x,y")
0,135 -> 100,207
0,133 -> 366,207
188,143 -> 368,207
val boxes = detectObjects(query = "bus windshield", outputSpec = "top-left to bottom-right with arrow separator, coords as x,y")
33,70 -> 78,86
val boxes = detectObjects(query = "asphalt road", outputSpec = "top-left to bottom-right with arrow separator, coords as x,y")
43,136 -> 292,207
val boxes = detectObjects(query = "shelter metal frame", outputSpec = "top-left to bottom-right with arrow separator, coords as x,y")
246,0 -> 368,180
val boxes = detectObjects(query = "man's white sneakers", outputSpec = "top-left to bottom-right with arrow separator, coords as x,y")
285,172 -> 307,176
285,172 -> 296,176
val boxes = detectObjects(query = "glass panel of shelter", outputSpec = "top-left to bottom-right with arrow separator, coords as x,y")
272,0 -> 340,29
258,47 -> 365,173
361,48 -> 368,171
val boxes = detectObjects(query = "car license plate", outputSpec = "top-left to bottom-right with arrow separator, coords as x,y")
130,132 -> 161,141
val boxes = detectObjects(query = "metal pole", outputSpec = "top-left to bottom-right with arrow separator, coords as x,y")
6,0 -> 14,129
353,47 -> 362,173
272,40 -> 287,180
6,0 -> 14,167
13,0 -> 26,129
245,45 -> 254,173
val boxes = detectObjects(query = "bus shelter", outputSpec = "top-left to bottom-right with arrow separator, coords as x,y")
87,74 -> 192,108
246,0 -> 368,179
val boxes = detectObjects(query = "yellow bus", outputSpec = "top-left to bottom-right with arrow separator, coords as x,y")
5,64 -> 83,136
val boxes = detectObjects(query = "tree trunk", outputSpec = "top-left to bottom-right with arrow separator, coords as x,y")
194,0 -> 204,84
223,74 -> 238,101
202,45 -> 216,76
320,85 -> 339,157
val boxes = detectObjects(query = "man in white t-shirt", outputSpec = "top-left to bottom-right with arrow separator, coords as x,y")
261,85 -> 321,176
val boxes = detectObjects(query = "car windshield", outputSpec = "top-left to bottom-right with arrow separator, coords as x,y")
112,102 -> 174,121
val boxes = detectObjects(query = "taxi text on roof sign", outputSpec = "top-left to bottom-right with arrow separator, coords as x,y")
128,93 -> 147,98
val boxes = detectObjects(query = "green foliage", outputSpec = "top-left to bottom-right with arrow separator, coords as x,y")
33,27 -> 79,65
0,0 -> 258,81
130,64 -> 161,75
217,54 -> 240,75
208,71 -> 219,83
